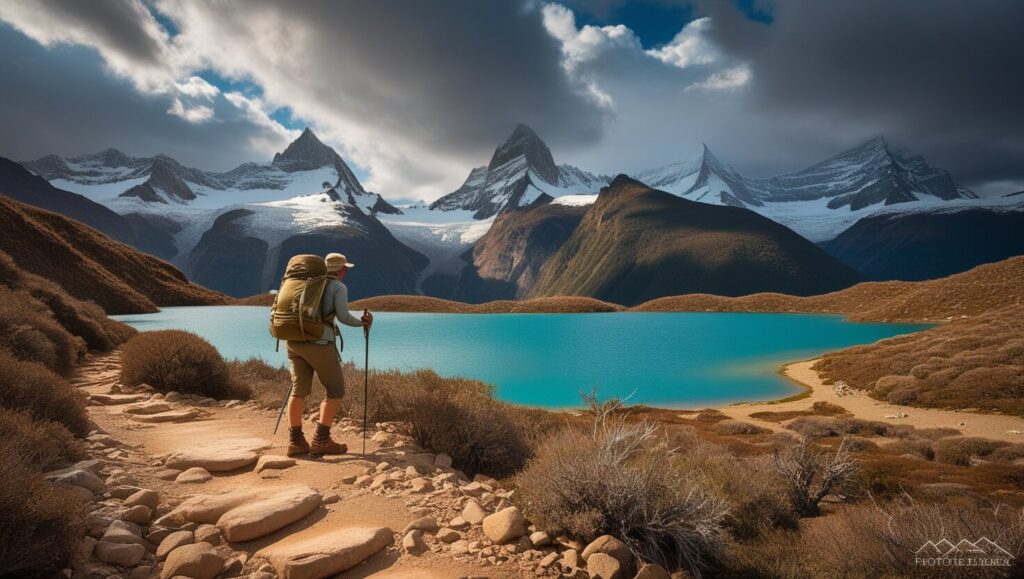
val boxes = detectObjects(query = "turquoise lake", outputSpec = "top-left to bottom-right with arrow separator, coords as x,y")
113,306 -> 929,408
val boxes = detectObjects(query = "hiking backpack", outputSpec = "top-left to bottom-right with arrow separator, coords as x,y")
269,255 -> 333,342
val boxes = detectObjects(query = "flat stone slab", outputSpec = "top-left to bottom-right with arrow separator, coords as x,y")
159,488 -> 272,526
123,401 -> 174,415
163,437 -> 271,472
257,527 -> 393,579
255,455 -> 296,474
217,486 -> 321,542
130,409 -> 203,424
90,393 -> 152,405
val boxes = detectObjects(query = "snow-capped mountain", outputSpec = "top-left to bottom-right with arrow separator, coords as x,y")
430,124 -> 610,219
632,137 -> 979,241
25,128 -> 400,216
20,129 -> 424,298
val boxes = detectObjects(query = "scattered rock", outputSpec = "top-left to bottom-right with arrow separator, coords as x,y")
462,499 -> 487,525
482,507 -> 527,544
561,548 -> 581,570
582,535 -> 633,567
101,520 -> 145,546
216,486 -> 322,542
45,469 -> 106,494
157,531 -> 194,560
255,455 -> 296,474
163,437 -> 272,472
175,467 -> 213,484
450,540 -> 471,556
94,541 -> 146,567
408,477 -> 434,493
130,409 -> 203,424
257,526 -> 392,579
124,489 -> 160,510
462,482 -> 489,496
635,563 -> 672,579
90,393 -> 151,405
449,516 -> 470,530
128,565 -> 154,579
403,516 -> 439,534
323,492 -> 340,505
154,469 -> 181,481
436,528 -> 461,543
122,505 -> 152,525
530,531 -> 552,547
588,552 -> 623,579
539,551 -> 560,568
195,524 -> 223,546
403,530 -> 426,554
160,542 -> 224,579
123,401 -> 174,415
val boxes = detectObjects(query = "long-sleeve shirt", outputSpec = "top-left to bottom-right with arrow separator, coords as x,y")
318,279 -> 362,340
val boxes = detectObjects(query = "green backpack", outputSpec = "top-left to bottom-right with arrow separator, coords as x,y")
269,255 -> 334,342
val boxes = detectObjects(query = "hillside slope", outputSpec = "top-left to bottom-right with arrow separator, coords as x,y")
821,207 -> 1024,280
528,176 -> 861,305
0,196 -> 227,314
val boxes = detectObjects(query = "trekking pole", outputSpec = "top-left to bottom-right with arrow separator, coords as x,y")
273,382 -> 293,435
362,309 -> 370,456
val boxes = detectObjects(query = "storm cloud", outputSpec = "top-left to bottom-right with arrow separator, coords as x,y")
0,0 -> 1021,199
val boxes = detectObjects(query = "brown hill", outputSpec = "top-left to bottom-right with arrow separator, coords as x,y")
0,196 -> 227,314
635,255 -> 1024,322
527,176 -> 862,306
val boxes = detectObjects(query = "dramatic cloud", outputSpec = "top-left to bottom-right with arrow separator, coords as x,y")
0,0 -> 1021,198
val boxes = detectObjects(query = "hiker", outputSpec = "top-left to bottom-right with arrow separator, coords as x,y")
270,253 -> 373,457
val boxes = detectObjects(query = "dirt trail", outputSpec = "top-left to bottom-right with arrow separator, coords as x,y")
717,359 -> 1024,443
75,350 -> 530,579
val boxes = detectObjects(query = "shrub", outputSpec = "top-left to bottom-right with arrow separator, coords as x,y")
121,330 -> 249,400
0,351 -> 89,436
516,403 -> 729,576
24,274 -> 135,351
885,438 -> 935,461
0,408 -> 84,470
0,288 -> 81,376
933,437 -> 1008,466
803,500 -> 1024,578
772,437 -> 860,516
229,358 -> 291,408
713,419 -> 770,436
810,401 -> 848,415
0,439 -> 87,577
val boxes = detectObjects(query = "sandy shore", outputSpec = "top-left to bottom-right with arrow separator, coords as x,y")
716,359 -> 1024,443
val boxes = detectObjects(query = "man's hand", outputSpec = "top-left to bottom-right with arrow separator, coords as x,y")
361,309 -> 373,332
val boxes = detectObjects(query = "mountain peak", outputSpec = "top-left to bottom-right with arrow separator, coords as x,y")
272,127 -> 338,170
489,123 -> 559,184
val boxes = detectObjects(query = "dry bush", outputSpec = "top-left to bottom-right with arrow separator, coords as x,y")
772,437 -> 860,516
0,288 -> 82,376
0,407 -> 84,470
990,444 -> 1024,463
121,330 -> 249,400
23,274 -> 135,351
0,439 -> 87,577
933,437 -> 1009,466
516,402 -> 729,577
886,438 -> 936,461
817,306 -> 1024,416
229,357 -> 292,408
786,416 -> 908,440
810,401 -> 849,415
714,419 -> 771,436
803,499 -> 1024,578
0,351 -> 89,436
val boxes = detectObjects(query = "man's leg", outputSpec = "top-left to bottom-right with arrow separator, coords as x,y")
307,344 -> 347,455
285,343 -> 315,456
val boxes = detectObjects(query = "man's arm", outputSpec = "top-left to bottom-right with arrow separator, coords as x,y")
333,283 -> 364,327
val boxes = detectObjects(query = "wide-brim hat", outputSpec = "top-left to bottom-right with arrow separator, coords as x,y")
325,253 -> 355,270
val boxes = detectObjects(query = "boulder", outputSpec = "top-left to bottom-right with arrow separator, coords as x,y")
482,507 -> 527,544
124,489 -> 160,510
530,531 -> 552,547
175,467 -> 213,484
163,437 -> 272,472
588,552 -> 623,579
122,505 -> 152,525
216,486 -> 322,542
160,542 -> 224,579
257,526 -> 392,579
582,535 -> 633,567
45,469 -> 106,494
255,455 -> 296,474
94,541 -> 145,567
461,499 -> 487,525
195,524 -> 223,546
158,488 -> 271,526
635,563 -> 672,579
101,520 -> 145,546
156,531 -> 194,560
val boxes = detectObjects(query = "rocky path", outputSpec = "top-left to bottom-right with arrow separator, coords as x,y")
60,350 -> 633,579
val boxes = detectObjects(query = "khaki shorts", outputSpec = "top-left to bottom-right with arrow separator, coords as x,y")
286,340 -> 345,399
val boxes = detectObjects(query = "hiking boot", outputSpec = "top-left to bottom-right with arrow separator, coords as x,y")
287,427 -> 310,457
309,437 -> 347,456
310,422 -> 347,456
